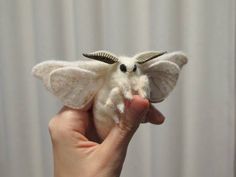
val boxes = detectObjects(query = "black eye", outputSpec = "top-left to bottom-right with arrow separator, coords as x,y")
120,64 -> 127,72
133,65 -> 137,72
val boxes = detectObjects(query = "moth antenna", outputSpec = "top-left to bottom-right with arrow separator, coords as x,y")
83,51 -> 119,64
136,51 -> 167,64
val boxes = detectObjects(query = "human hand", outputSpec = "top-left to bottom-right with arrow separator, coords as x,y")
49,95 -> 165,177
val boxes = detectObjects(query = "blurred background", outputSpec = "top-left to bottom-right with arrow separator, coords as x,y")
0,0 -> 235,177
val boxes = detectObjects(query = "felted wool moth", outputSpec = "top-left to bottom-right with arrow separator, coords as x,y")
32,51 -> 188,139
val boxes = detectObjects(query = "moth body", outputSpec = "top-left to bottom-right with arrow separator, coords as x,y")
92,57 -> 150,138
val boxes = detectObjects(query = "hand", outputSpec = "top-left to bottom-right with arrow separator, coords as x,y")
49,95 -> 165,177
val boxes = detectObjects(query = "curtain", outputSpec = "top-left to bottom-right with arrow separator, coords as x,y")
0,0 -> 235,177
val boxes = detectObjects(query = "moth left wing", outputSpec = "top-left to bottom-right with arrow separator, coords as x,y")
49,67 -> 104,109
32,60 -> 73,90
140,52 -> 188,102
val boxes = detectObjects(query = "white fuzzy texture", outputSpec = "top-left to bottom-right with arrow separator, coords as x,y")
32,51 -> 188,139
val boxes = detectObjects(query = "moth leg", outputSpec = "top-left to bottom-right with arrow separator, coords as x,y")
116,102 -> 125,113
137,75 -> 150,99
113,114 -> 120,124
118,81 -> 132,100
105,87 -> 125,113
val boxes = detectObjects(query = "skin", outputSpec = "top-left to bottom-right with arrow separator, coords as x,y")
49,95 -> 165,177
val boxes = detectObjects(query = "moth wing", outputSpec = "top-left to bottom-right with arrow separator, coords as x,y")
32,60 -> 73,90
141,52 -> 188,102
32,60 -> 109,91
49,67 -> 104,109
162,51 -> 187,69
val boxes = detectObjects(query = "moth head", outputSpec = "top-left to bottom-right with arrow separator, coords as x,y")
135,51 -> 167,64
118,56 -> 138,74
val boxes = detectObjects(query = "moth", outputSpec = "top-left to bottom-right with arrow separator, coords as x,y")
32,51 -> 187,139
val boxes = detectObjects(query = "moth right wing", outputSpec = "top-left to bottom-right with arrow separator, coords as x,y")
49,67 -> 104,109
145,61 -> 180,102
140,52 -> 188,102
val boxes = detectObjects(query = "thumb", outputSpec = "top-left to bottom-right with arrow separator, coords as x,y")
102,95 -> 149,151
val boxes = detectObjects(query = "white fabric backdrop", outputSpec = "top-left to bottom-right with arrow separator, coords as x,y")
0,0 -> 235,177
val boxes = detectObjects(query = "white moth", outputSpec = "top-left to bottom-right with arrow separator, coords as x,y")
32,51 -> 188,139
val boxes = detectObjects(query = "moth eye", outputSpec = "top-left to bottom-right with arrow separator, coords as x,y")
133,65 -> 137,72
120,64 -> 127,72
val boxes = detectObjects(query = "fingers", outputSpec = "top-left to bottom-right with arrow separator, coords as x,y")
142,105 -> 165,124
102,95 -> 149,151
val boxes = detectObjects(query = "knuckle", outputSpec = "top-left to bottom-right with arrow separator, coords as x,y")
60,109 -> 87,120
60,109 -> 78,119
48,117 -> 63,143
48,116 -> 67,143
48,117 -> 57,135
